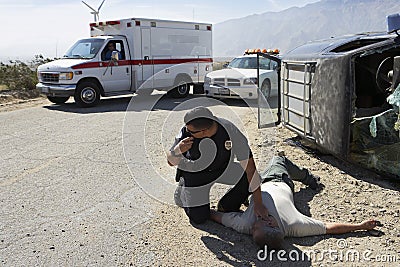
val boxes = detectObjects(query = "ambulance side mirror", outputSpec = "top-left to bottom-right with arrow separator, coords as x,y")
111,51 -> 119,61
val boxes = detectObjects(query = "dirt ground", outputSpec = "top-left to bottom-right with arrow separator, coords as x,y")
2,97 -> 399,266
135,114 -> 400,266
0,90 -> 45,112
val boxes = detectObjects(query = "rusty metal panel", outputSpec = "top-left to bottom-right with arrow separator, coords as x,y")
310,56 -> 353,157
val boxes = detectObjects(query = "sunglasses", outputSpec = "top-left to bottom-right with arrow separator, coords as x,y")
186,125 -> 212,135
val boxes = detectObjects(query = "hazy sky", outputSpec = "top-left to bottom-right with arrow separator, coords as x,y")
0,0 -> 320,61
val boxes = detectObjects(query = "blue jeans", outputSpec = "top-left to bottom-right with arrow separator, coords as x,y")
260,156 -> 315,192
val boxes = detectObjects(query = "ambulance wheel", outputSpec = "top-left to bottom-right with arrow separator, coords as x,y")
261,79 -> 271,99
74,81 -> 101,107
171,83 -> 189,98
47,96 -> 69,104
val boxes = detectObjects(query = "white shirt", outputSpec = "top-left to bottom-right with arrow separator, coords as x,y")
221,182 -> 326,237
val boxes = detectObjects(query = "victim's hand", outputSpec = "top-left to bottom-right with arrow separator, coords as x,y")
254,202 -> 269,220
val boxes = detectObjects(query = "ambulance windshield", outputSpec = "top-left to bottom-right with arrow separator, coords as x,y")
63,38 -> 104,59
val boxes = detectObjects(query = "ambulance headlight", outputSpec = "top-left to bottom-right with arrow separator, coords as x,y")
59,72 -> 74,80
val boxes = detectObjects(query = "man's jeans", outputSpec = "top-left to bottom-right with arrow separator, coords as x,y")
260,156 -> 316,192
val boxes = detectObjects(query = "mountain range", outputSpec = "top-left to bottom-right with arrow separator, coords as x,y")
213,0 -> 400,57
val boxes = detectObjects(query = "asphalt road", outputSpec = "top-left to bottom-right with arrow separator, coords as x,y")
0,93 -> 268,266
0,95 -> 161,266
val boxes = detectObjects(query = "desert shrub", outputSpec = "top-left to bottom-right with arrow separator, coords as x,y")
0,55 -> 53,91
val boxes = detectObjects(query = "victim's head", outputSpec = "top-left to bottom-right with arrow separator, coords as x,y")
252,215 -> 284,249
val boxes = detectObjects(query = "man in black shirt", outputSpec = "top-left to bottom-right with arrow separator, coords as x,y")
167,106 -> 269,224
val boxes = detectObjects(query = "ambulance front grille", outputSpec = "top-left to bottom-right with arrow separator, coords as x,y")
41,73 -> 59,83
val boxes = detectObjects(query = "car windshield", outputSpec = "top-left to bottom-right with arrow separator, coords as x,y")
63,38 -> 104,59
228,57 -> 273,70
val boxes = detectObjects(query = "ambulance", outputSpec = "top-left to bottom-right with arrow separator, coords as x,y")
36,18 -> 213,107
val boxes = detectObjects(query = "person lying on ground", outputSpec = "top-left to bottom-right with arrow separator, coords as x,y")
210,155 -> 381,249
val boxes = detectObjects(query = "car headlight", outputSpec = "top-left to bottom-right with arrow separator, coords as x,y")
204,77 -> 212,84
59,72 -> 74,80
243,77 -> 258,85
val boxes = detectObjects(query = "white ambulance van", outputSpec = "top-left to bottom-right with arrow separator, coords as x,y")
36,18 -> 213,107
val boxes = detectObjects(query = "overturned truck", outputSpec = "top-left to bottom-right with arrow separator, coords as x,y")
272,19 -> 400,178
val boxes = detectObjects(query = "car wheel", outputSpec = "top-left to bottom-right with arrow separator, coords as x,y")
261,79 -> 271,99
74,81 -> 101,107
47,96 -> 69,104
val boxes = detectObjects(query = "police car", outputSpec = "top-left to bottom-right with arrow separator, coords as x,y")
204,49 -> 280,100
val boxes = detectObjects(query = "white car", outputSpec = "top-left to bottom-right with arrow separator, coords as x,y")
204,54 -> 279,100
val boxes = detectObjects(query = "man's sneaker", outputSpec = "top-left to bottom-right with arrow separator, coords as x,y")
307,174 -> 324,191
174,178 -> 184,208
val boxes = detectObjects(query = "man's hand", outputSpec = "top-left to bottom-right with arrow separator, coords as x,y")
359,219 -> 381,230
254,201 -> 269,219
175,137 -> 194,155
167,137 -> 194,166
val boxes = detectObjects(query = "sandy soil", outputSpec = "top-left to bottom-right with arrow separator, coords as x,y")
0,90 -> 46,112
134,121 -> 400,266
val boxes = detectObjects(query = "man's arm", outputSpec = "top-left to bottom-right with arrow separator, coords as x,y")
239,157 -> 269,219
167,151 -> 181,166
325,219 -> 379,234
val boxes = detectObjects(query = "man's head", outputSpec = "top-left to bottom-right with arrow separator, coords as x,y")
252,216 -> 284,249
184,107 -> 217,138
108,42 -> 116,51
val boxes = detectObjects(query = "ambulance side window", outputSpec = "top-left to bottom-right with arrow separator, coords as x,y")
102,41 -> 126,61
114,43 -> 125,60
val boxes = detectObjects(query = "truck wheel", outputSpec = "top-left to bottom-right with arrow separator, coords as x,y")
47,96 -> 69,104
261,79 -> 271,99
170,83 -> 189,98
74,81 -> 100,107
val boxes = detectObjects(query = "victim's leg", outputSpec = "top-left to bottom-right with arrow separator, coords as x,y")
283,157 -> 323,190
260,156 -> 322,190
